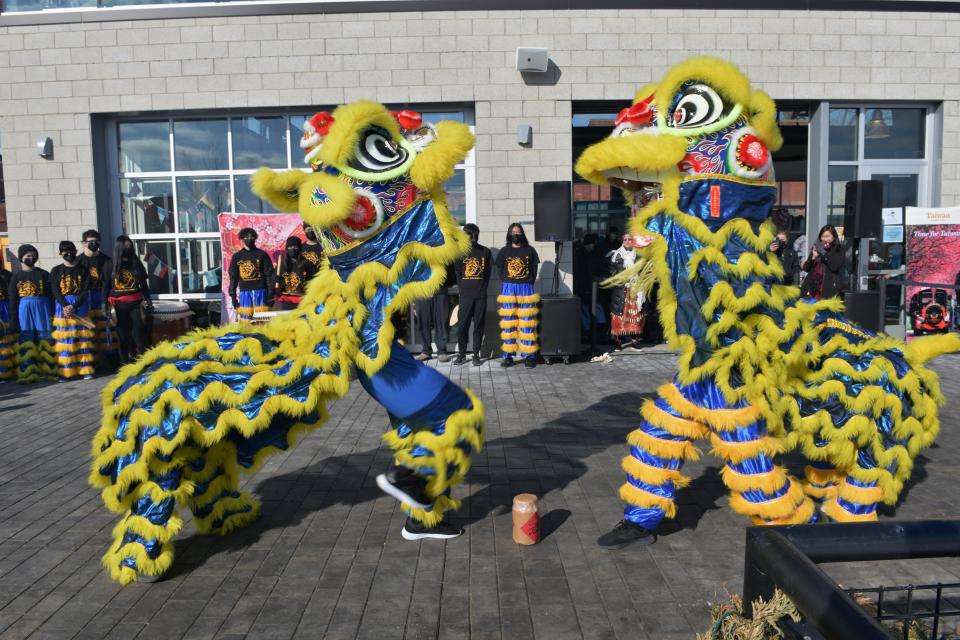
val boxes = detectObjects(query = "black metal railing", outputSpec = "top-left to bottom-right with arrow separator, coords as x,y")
847,582 -> 960,640
743,520 -> 960,640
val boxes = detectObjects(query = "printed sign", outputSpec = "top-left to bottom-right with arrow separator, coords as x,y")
905,207 -> 960,339
882,225 -> 904,243
882,207 -> 903,225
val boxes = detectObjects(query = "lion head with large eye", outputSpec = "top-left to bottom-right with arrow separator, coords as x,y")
576,57 -> 783,227
251,102 -> 474,258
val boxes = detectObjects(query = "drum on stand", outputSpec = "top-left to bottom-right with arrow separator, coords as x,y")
251,310 -> 288,325
151,301 -> 194,344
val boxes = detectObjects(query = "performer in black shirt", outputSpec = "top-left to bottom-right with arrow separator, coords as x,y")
78,229 -> 113,363
8,244 -> 56,382
0,254 -> 14,381
275,236 -> 316,310
228,228 -> 276,323
103,235 -> 152,363
495,223 -> 540,368
301,223 -> 324,272
453,223 -> 491,366
50,241 -> 95,379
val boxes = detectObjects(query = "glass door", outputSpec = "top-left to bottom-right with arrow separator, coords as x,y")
864,168 -> 924,330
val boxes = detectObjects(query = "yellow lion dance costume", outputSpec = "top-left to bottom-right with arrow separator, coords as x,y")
90,102 -> 484,583
576,57 -> 960,548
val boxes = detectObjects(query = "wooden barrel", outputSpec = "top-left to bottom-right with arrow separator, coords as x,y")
151,301 -> 193,343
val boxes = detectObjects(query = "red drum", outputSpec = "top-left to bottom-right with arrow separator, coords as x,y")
150,301 -> 193,344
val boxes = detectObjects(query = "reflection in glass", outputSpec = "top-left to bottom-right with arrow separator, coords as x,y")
134,239 -> 176,295
864,109 -> 925,160
422,112 -> 466,125
234,176 -> 279,214
174,119 -> 228,171
121,178 -> 174,235
443,169 -> 467,225
232,116 -> 287,170
3,0 -> 95,11
177,177 -> 231,234
179,238 -> 223,295
119,122 -> 170,173
867,173 -> 919,272
828,108 -> 858,162
826,165 -> 857,232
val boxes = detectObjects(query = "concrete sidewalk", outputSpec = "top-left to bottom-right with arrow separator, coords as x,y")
1,352 -> 959,639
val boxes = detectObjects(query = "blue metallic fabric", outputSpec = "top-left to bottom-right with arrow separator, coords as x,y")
237,288 -> 268,323
677,178 -> 778,231
17,296 -> 52,343
499,281 -> 538,359
0,299 -> 9,323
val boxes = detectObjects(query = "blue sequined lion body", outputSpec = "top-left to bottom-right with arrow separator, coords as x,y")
576,57 -> 960,529
90,102 -> 484,584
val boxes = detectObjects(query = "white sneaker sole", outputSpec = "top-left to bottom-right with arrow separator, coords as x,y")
375,474 -> 431,510
401,527 -> 463,541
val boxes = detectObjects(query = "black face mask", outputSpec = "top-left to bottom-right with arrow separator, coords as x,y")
243,238 -> 256,250
468,234 -> 479,246
62,252 -> 77,263
21,255 -> 37,267
286,248 -> 301,260
122,246 -> 135,258
86,241 -> 100,252
510,234 -> 523,245
304,228 -> 317,241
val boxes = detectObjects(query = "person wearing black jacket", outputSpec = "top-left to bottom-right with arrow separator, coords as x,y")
9,244 -> 56,382
275,236 -> 316,310
800,225 -> 845,299
301,223 -> 324,272
228,228 -> 276,323
0,254 -> 13,381
103,235 -> 152,364
496,222 -> 540,368
453,223 -> 492,366
50,240 -> 95,379
771,229 -> 801,286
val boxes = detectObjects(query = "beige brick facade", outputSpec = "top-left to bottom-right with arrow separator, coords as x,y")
1,8 -> 959,293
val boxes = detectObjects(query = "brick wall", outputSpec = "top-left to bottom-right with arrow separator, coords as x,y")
1,8 -> 959,291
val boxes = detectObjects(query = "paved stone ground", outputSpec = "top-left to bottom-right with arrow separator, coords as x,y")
1,351 -> 960,640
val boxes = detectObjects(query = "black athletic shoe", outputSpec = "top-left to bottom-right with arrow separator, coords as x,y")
472,354 -> 482,366
597,520 -> 657,549
401,517 -> 463,540
453,354 -> 467,365
524,358 -> 536,369
500,358 -> 513,368
376,465 -> 432,510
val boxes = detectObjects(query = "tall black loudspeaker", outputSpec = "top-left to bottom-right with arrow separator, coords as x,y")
533,181 -> 572,242
843,180 -> 883,239
844,291 -> 883,333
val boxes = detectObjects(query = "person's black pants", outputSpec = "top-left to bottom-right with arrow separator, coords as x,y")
115,301 -> 146,362
457,294 -> 487,355
416,291 -> 449,355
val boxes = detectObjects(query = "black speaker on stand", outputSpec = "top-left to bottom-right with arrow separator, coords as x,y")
843,180 -> 883,239
533,181 -> 572,242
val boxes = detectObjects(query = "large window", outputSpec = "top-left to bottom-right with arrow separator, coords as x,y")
109,109 -> 475,299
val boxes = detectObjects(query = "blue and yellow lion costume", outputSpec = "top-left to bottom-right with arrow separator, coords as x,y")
90,102 -> 484,584
576,57 -> 960,533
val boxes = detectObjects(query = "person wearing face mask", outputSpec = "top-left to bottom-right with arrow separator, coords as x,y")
0,254 -> 15,381
228,228 -> 276,323
453,223 -> 491,366
800,225 -> 845,300
49,241 -> 95,380
103,236 -> 152,364
78,229 -> 113,364
495,222 -> 540,368
770,229 -> 800,286
275,236 -> 316,311
301,223 -> 324,272
8,245 -> 56,383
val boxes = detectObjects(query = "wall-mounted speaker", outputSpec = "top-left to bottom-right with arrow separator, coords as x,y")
843,180 -> 883,239
533,181 -> 572,242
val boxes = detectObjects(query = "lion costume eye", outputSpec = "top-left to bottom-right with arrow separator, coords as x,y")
669,84 -> 724,129
350,126 -> 408,173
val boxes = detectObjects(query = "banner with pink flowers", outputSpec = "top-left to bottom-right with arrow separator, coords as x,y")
905,206 -> 960,338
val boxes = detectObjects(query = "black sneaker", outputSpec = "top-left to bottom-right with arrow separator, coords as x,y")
376,465 -> 432,510
414,352 -> 432,362
453,354 -> 467,365
524,358 -> 537,369
401,517 -> 463,540
472,354 -> 482,366
500,358 -> 513,368
597,520 -> 657,549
